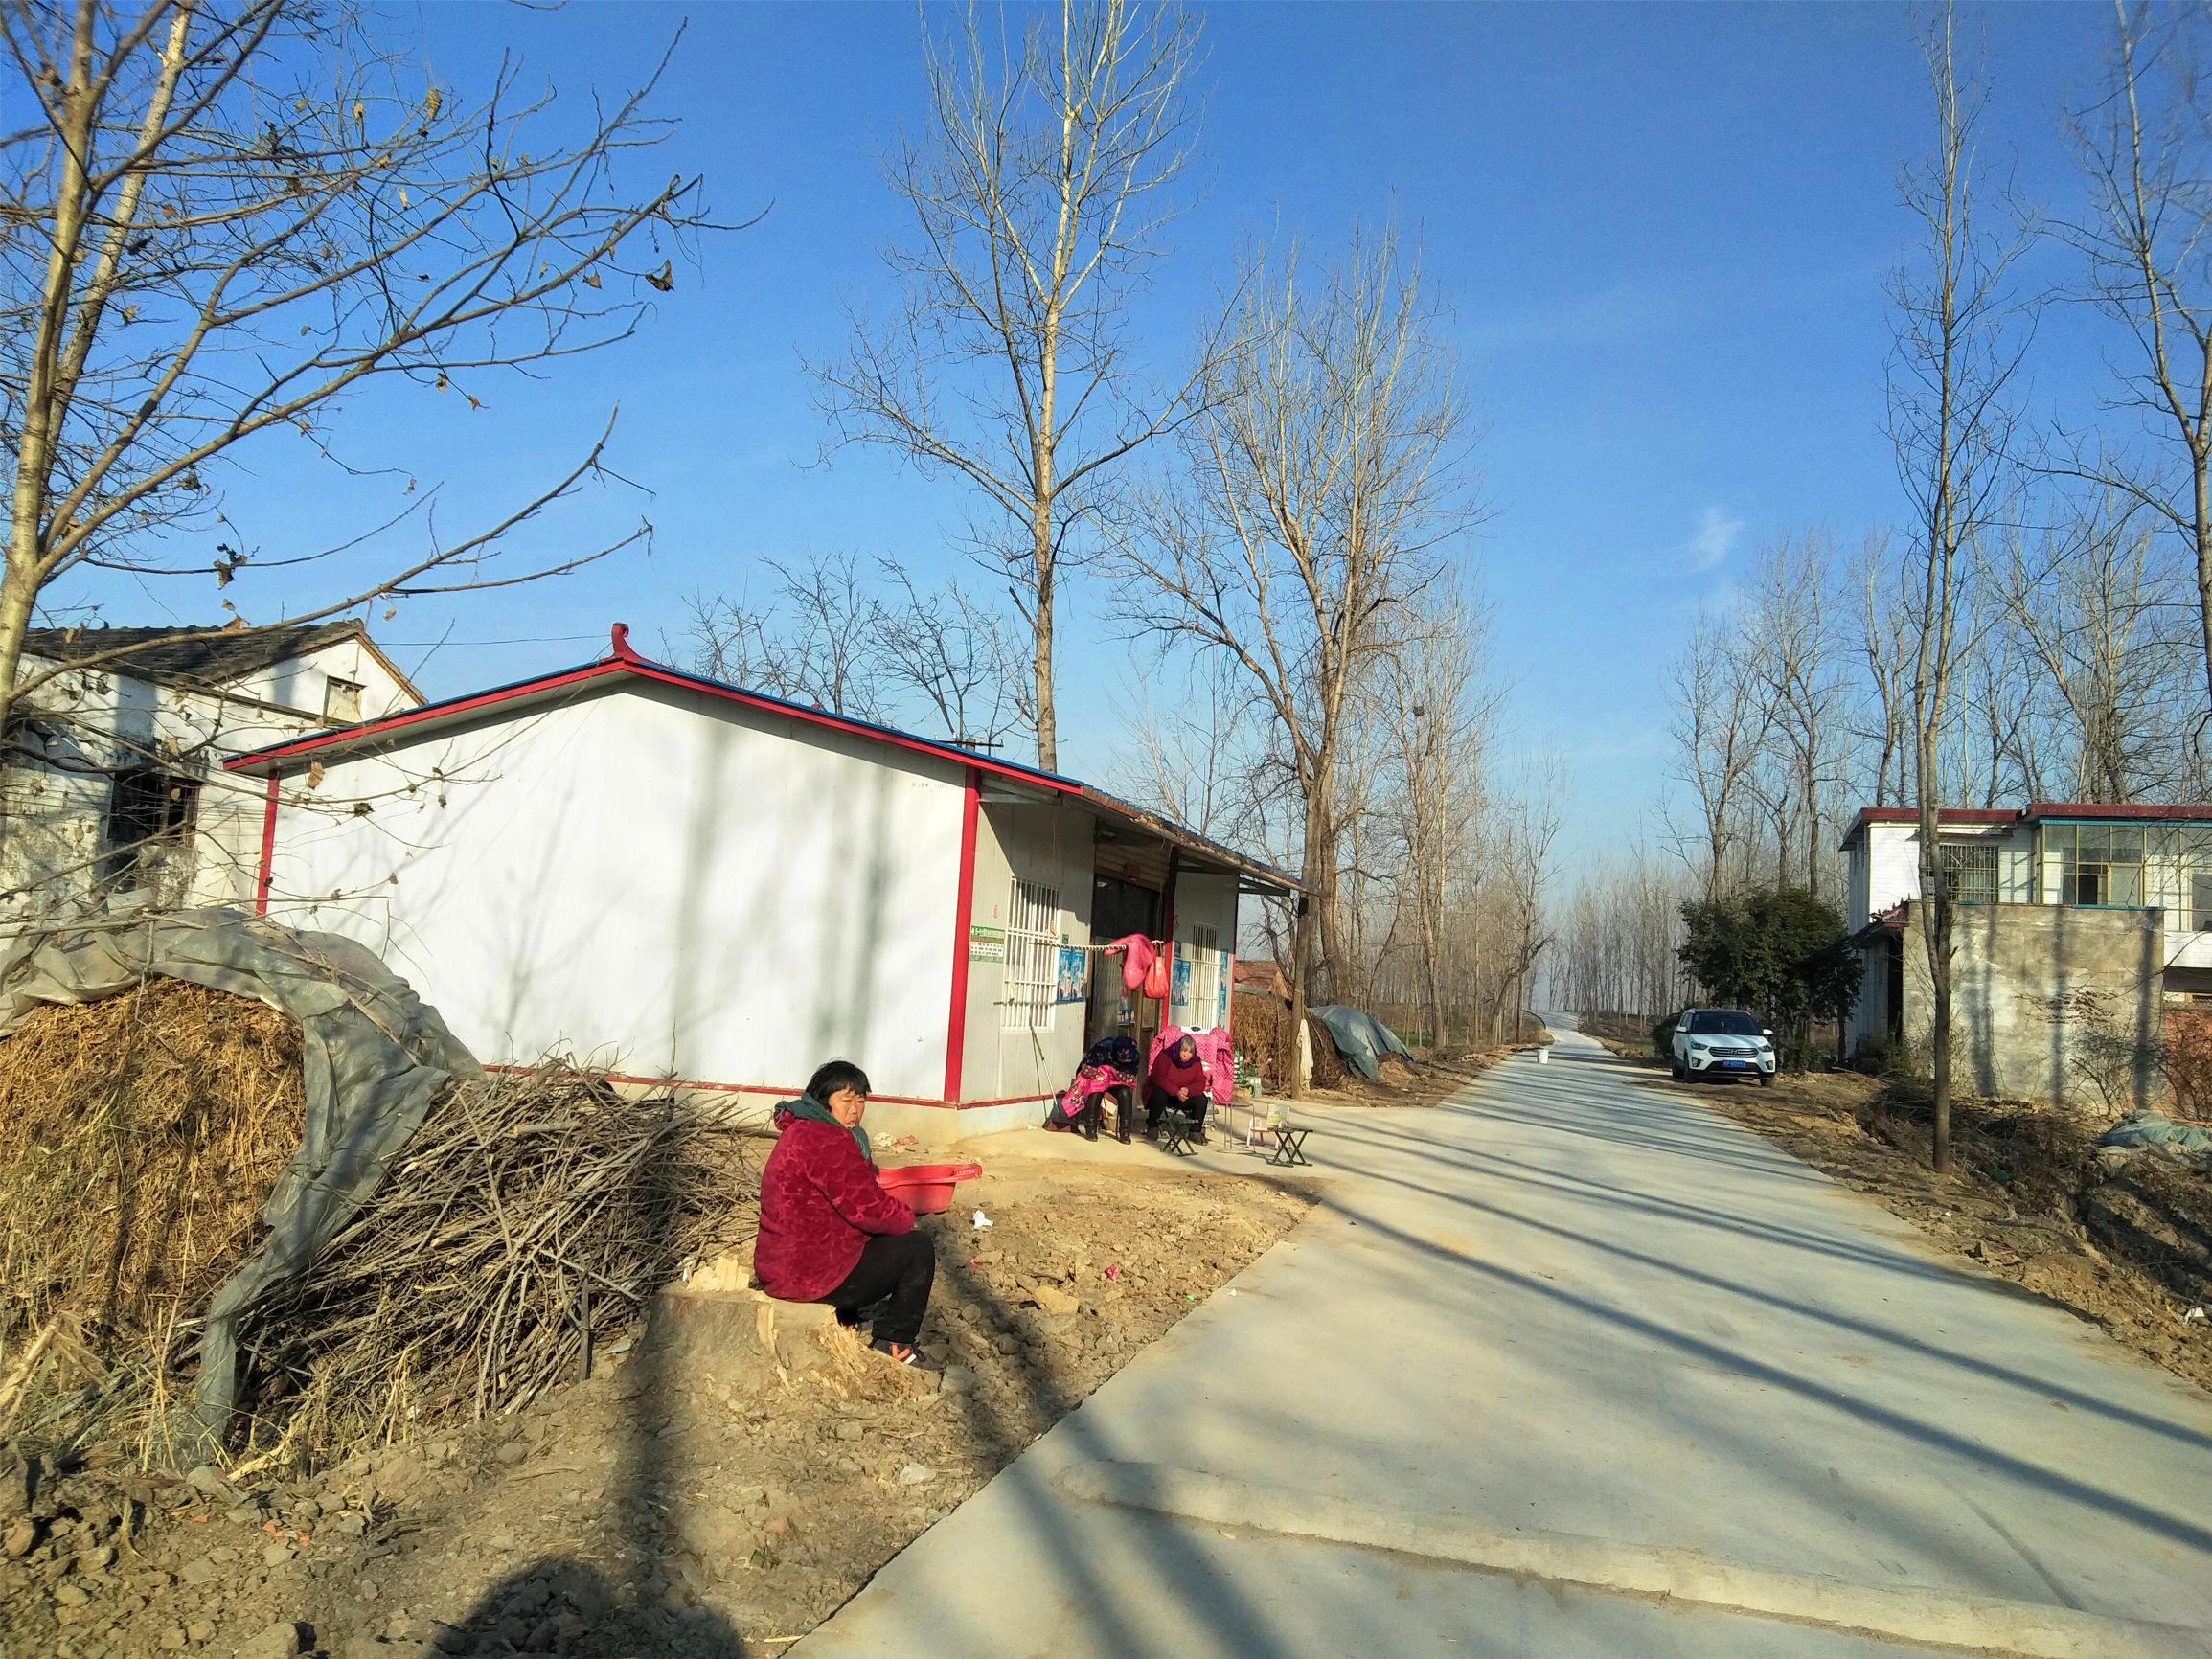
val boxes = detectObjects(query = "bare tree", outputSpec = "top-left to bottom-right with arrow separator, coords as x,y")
2053,0 -> 2212,741
1117,224 -> 1474,1057
1119,654 -> 1251,838
677,552 -> 1023,748
1854,531 -> 1916,807
1,0 -> 720,741
1995,496 -> 2199,801
1383,583 -> 1494,1049
1887,3 -> 2026,1172
811,0 -> 1206,771
1740,535 -> 1850,898
1481,762 -> 1561,1044
1666,609 -> 1770,899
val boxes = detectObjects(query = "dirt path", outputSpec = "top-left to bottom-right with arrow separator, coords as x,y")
0,1147 -> 1314,1659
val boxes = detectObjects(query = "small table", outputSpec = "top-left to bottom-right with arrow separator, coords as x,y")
1266,1125 -> 1312,1168
1157,1113 -> 1204,1156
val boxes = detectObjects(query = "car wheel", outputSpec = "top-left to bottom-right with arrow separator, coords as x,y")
1757,1072 -> 1773,1088
1669,1057 -> 1683,1079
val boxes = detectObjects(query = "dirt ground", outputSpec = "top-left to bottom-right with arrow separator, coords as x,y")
0,1141 -> 1315,1659
1589,1034 -> 2212,1397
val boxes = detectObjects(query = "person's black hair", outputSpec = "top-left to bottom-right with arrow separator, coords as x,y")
805,1059 -> 872,1102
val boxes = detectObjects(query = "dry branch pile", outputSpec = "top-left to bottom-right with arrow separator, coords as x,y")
236,1066 -> 762,1468
0,981 -> 305,1409
1230,992 -> 1349,1092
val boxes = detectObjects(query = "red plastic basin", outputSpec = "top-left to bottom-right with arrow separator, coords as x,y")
876,1162 -> 983,1215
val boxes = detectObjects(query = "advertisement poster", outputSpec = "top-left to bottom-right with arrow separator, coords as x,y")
968,924 -> 1005,962
1172,956 -> 1193,1008
1054,946 -> 1089,1004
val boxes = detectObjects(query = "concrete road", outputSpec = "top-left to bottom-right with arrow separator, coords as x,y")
794,1022 -> 2212,1658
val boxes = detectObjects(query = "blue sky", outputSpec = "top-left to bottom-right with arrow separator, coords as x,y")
68,2 -> 2129,881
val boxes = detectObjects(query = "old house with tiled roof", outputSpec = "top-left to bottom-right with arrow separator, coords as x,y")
1,621 -> 417,920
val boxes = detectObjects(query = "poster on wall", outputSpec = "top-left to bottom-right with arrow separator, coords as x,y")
1054,946 -> 1089,1004
1218,956 -> 1233,1029
1172,956 -> 1193,1009
969,924 -> 1005,962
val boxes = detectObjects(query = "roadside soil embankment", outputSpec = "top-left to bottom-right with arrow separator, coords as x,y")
0,1142 -> 1313,1659
1588,1033 -> 2212,1398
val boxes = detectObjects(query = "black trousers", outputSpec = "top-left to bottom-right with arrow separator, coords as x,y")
1146,1085 -> 1207,1137
819,1230 -> 936,1347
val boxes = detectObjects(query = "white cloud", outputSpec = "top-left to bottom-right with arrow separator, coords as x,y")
1686,505 -> 1743,572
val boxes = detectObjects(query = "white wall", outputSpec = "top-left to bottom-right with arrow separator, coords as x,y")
263,681 -> 965,1101
1865,824 -> 1921,916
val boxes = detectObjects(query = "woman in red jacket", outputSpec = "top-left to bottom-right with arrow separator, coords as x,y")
1146,1033 -> 1214,1143
753,1060 -> 938,1366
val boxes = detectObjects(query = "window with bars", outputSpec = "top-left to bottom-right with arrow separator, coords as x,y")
1002,877 -> 1060,1032
1938,840 -> 1997,906
1178,924 -> 1221,1024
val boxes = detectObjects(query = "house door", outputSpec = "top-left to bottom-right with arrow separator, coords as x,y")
1087,875 -> 1158,1048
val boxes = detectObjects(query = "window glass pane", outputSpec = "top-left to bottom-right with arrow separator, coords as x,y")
2194,872 -> 2212,931
2109,864 -> 2143,905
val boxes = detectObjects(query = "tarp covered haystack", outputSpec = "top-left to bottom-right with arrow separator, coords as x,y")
1309,1005 -> 1414,1082
0,909 -> 476,1459
0,979 -> 305,1432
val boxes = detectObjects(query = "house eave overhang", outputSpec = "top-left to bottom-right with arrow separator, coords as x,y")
1078,784 -> 1308,898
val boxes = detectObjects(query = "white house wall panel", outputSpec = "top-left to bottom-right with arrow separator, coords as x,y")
265,684 -> 965,1101
968,799 -> 1093,1102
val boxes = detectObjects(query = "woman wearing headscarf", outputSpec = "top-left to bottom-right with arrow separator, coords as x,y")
1145,1032 -> 1214,1144
754,1059 -> 938,1366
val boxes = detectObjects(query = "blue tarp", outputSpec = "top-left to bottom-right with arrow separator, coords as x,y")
2100,1111 -> 2212,1152
1309,1004 -> 1414,1081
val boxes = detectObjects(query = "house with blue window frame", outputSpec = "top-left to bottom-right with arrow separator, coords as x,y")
1841,804 -> 2212,1108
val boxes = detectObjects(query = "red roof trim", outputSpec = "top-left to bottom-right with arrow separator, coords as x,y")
2024,802 -> 2212,821
221,651 -> 1081,795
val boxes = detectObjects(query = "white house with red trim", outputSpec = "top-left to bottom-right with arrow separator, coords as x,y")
1841,803 -> 2212,1105
223,626 -> 1295,1143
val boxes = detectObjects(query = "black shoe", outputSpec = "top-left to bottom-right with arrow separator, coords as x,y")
871,1338 -> 942,1370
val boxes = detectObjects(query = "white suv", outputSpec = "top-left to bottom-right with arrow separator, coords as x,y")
1671,1009 -> 1776,1085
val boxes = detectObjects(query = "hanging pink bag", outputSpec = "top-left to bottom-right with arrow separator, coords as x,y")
1112,934 -> 1155,992
1143,946 -> 1172,1002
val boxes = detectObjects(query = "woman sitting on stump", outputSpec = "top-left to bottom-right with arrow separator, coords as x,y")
1146,1032 -> 1214,1144
754,1060 -> 938,1366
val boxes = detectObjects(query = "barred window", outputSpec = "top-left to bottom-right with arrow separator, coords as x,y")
1178,924 -> 1221,1025
1002,877 -> 1060,1033
1939,840 -> 1997,906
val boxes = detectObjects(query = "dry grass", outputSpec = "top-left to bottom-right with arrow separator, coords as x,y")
0,981 -> 305,1414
